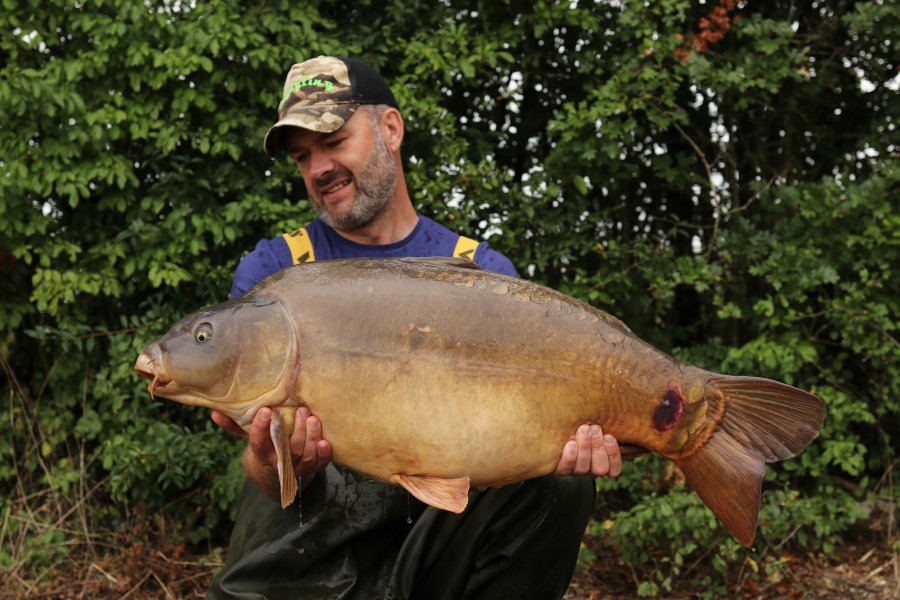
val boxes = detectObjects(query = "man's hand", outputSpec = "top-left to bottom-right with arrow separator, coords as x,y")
211,407 -> 332,502
554,424 -> 622,478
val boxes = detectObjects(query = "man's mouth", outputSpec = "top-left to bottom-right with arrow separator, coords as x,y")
320,178 -> 352,197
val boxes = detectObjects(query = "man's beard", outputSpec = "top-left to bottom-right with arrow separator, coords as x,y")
310,129 -> 398,231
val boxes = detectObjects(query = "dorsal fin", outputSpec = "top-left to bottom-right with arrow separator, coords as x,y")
400,256 -> 482,270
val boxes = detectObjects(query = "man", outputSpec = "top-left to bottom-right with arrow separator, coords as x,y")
208,56 -> 622,600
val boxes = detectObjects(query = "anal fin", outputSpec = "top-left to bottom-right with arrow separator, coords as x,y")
270,407 -> 298,509
390,474 -> 470,513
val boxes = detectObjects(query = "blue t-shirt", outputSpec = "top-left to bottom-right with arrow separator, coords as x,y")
230,215 -> 517,298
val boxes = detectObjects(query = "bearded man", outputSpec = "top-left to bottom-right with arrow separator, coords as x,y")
208,55 -> 622,600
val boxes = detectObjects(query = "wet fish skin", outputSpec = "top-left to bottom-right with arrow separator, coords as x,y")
134,257 -> 826,546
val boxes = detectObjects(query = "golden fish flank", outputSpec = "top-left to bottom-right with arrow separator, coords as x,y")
135,256 -> 826,547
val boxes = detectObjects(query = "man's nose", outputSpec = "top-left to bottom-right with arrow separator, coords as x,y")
307,150 -> 335,179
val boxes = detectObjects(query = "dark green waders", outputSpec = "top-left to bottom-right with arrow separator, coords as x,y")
208,464 -> 596,600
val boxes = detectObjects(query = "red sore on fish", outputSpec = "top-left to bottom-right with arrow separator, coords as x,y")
653,381 -> 685,432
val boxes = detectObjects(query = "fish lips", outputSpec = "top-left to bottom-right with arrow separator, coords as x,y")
134,350 -> 175,397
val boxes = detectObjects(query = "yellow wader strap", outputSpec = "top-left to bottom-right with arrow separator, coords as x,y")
452,235 -> 479,261
284,228 -> 476,264
282,227 -> 316,264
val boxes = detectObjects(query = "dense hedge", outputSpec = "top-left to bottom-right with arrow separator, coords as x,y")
2,0 -> 897,595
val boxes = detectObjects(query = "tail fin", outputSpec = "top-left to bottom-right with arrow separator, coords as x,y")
673,376 -> 826,546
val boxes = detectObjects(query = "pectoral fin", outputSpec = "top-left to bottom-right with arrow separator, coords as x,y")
269,407 -> 298,509
390,474 -> 470,513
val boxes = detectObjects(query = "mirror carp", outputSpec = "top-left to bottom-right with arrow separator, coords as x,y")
135,257 -> 826,546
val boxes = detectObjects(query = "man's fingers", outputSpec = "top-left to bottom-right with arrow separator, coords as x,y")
287,408 -> 332,475
289,407 -> 311,456
554,440 -> 578,476
602,433 -> 622,478
573,424 -> 593,475
299,415 -> 323,467
554,423 -> 624,478
247,407 -> 275,459
588,425 -> 610,477
315,439 -> 333,468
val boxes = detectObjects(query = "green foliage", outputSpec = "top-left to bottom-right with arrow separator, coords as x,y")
590,471 -> 867,596
1,0 -> 897,595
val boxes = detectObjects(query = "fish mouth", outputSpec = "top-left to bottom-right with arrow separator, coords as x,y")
134,352 -> 173,397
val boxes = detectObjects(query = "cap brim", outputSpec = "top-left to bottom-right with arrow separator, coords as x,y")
263,104 -> 360,158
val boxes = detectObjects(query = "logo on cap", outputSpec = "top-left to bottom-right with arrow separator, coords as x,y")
279,78 -> 335,111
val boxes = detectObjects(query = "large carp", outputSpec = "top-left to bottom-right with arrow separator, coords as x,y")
134,257 -> 825,546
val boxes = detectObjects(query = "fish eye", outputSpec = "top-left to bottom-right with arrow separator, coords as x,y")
194,323 -> 212,343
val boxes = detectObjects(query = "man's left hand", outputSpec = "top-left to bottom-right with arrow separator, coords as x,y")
554,424 -> 622,478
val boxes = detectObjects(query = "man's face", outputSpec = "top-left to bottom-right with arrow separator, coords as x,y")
284,108 -> 398,231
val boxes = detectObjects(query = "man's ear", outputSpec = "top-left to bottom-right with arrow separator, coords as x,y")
380,107 -> 404,153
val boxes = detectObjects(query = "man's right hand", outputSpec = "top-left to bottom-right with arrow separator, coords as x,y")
211,407 -> 333,503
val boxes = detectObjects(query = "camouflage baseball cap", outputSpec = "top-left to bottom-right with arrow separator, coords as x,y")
263,55 -> 399,158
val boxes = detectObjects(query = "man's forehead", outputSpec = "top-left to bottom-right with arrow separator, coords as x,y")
283,126 -> 334,149
283,109 -> 369,151
283,124 -> 347,153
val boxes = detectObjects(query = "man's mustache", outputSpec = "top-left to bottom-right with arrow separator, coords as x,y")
314,169 -> 353,192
